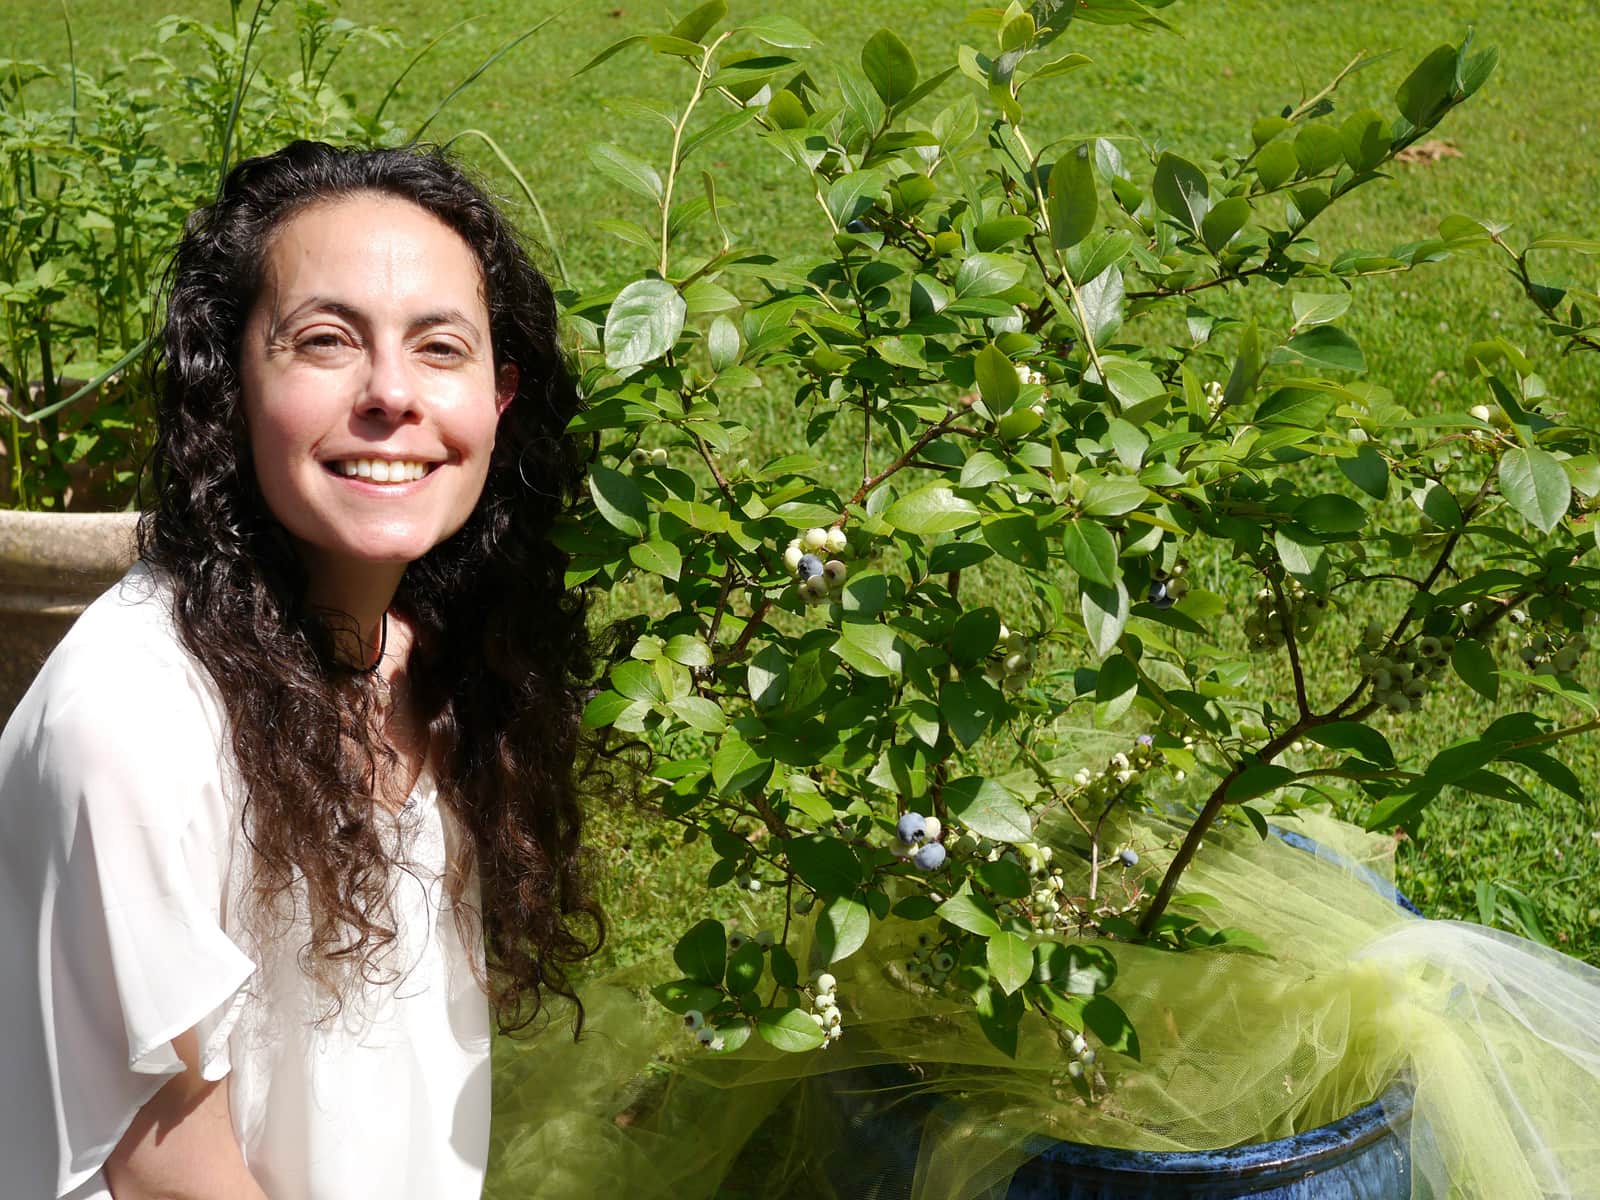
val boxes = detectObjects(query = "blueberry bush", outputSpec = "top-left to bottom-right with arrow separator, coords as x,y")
561,0 -> 1600,1068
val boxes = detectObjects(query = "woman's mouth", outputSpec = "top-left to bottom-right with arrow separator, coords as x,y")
324,458 -> 436,483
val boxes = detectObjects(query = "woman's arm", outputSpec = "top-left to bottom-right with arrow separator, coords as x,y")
103,1028 -> 268,1200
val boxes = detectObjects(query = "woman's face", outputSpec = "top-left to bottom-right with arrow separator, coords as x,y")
239,193 -> 515,580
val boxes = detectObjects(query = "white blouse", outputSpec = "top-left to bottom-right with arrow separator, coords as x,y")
0,563 -> 491,1199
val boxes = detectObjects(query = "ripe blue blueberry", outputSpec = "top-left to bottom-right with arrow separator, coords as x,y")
797,553 -> 825,580
1147,579 -> 1174,609
1117,848 -> 1139,867
896,812 -> 928,844
913,842 -> 947,871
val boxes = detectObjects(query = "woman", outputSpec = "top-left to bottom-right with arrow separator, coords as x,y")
0,141 -> 603,1199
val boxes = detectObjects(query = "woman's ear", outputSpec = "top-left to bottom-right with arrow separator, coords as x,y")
495,364 -> 519,417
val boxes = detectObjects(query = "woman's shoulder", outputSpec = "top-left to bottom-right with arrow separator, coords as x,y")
4,562 -> 226,771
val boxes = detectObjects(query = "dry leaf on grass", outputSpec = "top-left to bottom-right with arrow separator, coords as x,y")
1395,139 -> 1463,165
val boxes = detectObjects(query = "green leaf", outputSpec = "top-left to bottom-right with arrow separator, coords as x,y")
1292,291 -> 1352,328
944,776 -> 1032,842
1337,445 -> 1389,500
605,279 -> 686,370
757,1006 -> 826,1051
1094,653 -> 1139,724
587,143 -> 664,203
1306,722 -> 1395,768
987,931 -> 1032,995
725,937 -> 763,993
651,978 -> 723,1015
712,736 -> 773,794
818,893 -> 870,963
1396,43 -> 1458,126
1451,637 -> 1500,702
1033,941 -> 1117,994
825,168 -> 887,227
1048,141 -> 1097,250
665,634 -> 713,667
1152,152 -> 1210,232
747,643 -> 788,709
1200,196 -> 1249,254
955,252 -> 1026,297
588,464 -> 649,537
1274,326 -> 1366,372
1082,993 -> 1140,1059
835,622 -> 905,677
1080,578 -> 1129,659
1499,446 -> 1570,534
951,607 -> 1002,667
883,485 -> 981,534
784,835 -> 862,894
1225,763 -> 1296,803
674,918 -> 726,986
1501,748 -> 1582,802
937,886 -> 1002,937
975,344 -> 1021,408
581,689 -> 633,730
1061,519 -> 1118,587
1295,493 -> 1367,534
1254,140 -> 1299,190
1293,123 -> 1344,174
861,28 -> 918,107
973,858 -> 1031,899
974,981 -> 1023,1058
669,0 -> 727,42
743,14 -> 816,48
668,696 -> 726,733
1275,523 -> 1326,581
629,539 -> 683,580
708,315 -> 741,372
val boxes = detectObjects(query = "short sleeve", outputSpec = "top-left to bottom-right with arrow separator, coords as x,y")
0,596 -> 258,1197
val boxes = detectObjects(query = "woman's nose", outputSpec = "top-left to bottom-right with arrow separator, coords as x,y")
359,342 -> 420,422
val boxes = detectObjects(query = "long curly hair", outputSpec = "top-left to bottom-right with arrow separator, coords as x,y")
138,140 -> 603,1034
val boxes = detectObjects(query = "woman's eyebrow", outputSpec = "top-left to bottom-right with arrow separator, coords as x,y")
273,298 -> 481,339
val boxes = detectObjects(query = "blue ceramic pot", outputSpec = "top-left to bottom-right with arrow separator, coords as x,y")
822,829 -> 1423,1198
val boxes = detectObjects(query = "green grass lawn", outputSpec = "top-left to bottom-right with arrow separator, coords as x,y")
10,0 -> 1599,968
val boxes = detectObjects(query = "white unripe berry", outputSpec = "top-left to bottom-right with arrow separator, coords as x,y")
783,544 -> 803,573
629,448 -> 650,467
1470,404 -> 1493,422
823,559 -> 848,587
802,527 -> 829,551
815,973 -> 837,992
650,448 -> 669,467
825,527 -> 848,554
923,816 -> 942,841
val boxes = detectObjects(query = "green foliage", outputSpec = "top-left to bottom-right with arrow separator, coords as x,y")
561,2 -> 1600,1072
0,0 -> 540,511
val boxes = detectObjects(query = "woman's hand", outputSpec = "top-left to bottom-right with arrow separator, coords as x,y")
104,1027 -> 268,1200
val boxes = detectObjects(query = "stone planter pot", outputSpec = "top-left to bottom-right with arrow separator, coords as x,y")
0,509 -> 139,725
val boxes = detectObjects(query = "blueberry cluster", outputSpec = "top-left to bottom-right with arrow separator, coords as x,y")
785,527 -> 850,606
681,1008 -> 726,1051
1146,561 -> 1191,609
1026,854 -> 1070,931
627,446 -> 670,469
891,811 -> 947,871
983,624 -> 1038,691
1356,623 -> 1452,714
1242,579 -> 1329,651
1513,630 -> 1587,678
904,932 -> 954,987
808,972 -> 844,1045
1070,734 -> 1161,805
1064,1031 -> 1100,1081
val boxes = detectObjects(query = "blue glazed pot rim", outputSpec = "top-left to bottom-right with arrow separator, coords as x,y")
1019,1076 -> 1413,1182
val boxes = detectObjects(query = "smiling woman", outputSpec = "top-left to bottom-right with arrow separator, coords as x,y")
0,143 -> 609,1200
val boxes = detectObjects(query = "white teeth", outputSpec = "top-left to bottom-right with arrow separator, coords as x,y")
333,458 -> 431,483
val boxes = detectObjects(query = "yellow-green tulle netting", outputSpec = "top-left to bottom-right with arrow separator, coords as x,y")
485,811 -> 1600,1199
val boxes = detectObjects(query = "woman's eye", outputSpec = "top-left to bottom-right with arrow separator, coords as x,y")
423,340 -> 465,359
298,332 -> 346,351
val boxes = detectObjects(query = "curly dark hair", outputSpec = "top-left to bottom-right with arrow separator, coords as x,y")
138,139 -> 603,1034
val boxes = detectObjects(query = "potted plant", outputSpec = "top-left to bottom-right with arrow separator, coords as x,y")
489,2 -> 1600,1195
0,0 -> 553,719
